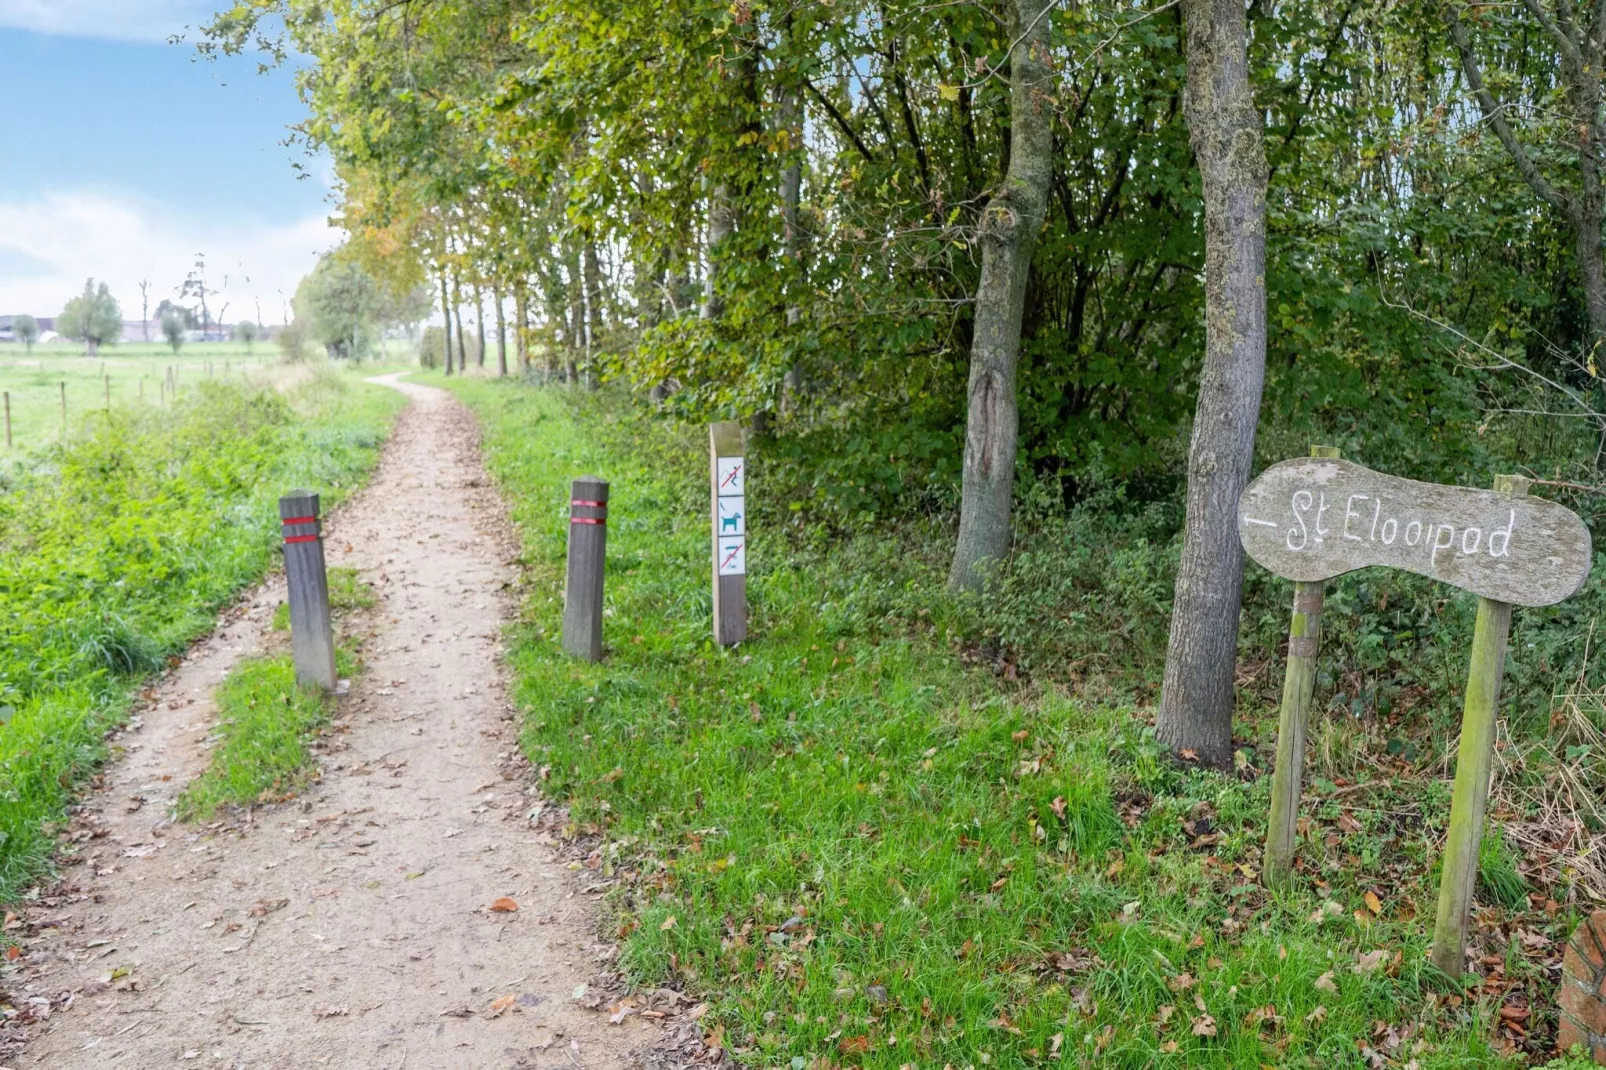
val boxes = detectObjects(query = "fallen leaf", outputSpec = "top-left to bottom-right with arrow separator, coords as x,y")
839,1035 -> 871,1054
1159,1040 -> 1180,1053
1364,891 -> 1383,916
489,897 -> 519,913
1314,972 -> 1337,993
4,945 -> 19,961
1306,1005 -> 1327,1024
249,898 -> 289,918
1191,1014 -> 1217,1037
1353,949 -> 1389,973
660,915 -> 677,931
485,994 -> 516,1018
1180,748 -> 1199,761
313,1005 -> 348,1019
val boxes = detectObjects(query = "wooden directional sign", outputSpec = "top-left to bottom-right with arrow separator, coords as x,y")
1238,458 -> 1591,607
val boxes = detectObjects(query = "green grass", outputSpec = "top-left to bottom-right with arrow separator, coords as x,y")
434,371 -> 1564,1069
271,566 -> 376,631
0,369 -> 404,901
176,647 -> 358,821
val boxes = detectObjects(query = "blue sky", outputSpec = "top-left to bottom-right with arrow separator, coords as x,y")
0,1 -> 338,325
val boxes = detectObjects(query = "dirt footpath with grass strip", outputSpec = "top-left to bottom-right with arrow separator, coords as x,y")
8,375 -> 654,1068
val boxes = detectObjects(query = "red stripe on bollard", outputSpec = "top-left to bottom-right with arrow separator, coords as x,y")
284,534 -> 320,544
281,515 -> 317,525
570,517 -> 604,526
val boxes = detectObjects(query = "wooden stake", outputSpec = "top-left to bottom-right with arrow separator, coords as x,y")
279,491 -> 337,690
710,422 -> 748,645
1263,444 -> 1340,888
103,374 -> 110,410
562,477 -> 609,661
59,382 -> 65,428
4,391 -> 11,450
1429,473 -> 1529,977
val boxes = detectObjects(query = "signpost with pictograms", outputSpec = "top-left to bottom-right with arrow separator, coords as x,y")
711,422 -> 747,645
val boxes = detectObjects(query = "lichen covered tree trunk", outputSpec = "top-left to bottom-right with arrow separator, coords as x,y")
494,285 -> 508,377
1156,0 -> 1270,767
947,0 -> 1054,592
438,270 -> 454,375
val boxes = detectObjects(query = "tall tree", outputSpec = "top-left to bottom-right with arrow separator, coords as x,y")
58,279 -> 123,356
1155,0 -> 1270,766
948,0 -> 1056,592
1447,2 -> 1606,362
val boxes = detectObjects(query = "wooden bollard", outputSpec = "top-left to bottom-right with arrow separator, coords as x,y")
562,477 -> 609,661
279,491 -> 337,690
710,422 -> 747,645
1430,473 -> 1530,976
1262,445 -> 1340,889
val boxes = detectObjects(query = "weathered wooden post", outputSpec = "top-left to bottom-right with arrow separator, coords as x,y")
1429,473 -> 1529,977
710,422 -> 747,645
59,382 -> 65,428
1262,445 -> 1340,889
3,391 -> 11,450
103,374 -> 110,410
562,477 -> 609,661
279,491 -> 337,690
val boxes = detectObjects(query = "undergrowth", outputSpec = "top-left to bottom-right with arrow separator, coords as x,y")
0,368 -> 402,899
442,374 -> 1578,1069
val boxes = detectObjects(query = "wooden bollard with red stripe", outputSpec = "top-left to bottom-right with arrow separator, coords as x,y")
279,490 -> 337,690
562,477 -> 609,661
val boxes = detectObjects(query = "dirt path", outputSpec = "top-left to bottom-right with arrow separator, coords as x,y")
9,376 -> 653,1069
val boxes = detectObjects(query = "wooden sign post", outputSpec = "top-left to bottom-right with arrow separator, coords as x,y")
1262,445 -> 1341,889
279,491 -> 337,691
562,477 -> 609,661
1240,458 -> 1591,973
710,422 -> 747,645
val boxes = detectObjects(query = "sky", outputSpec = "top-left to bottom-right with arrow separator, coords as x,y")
0,1 -> 339,327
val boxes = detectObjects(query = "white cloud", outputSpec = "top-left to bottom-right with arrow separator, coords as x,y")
0,0 -> 216,41
0,189 -> 341,327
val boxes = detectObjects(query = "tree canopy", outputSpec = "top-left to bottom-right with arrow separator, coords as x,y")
57,279 -> 122,356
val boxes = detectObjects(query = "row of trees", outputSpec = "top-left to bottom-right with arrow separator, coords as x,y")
202,0 -> 1606,762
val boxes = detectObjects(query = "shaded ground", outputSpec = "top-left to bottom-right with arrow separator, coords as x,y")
4,375 -> 655,1068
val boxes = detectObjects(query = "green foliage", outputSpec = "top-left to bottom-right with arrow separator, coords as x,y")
57,278 -> 122,354
443,377 -> 1535,1070
11,314 -> 37,354
236,320 -> 260,352
0,371 -> 402,900
161,309 -> 186,354
1478,827 -> 1530,911
175,646 -> 357,820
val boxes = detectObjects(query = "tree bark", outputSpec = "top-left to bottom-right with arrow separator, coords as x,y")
473,283 -> 487,368
514,282 -> 529,374
438,270 -> 454,375
584,236 -> 603,389
565,240 -> 582,384
947,0 -> 1055,593
701,180 -> 736,322
1156,0 -> 1270,768
494,285 -> 508,377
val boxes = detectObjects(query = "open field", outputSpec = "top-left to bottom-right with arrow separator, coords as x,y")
0,342 -> 416,452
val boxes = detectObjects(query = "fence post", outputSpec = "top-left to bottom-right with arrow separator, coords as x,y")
59,382 -> 65,429
3,391 -> 10,450
562,477 -> 609,661
1430,473 -> 1528,977
103,374 -> 110,410
710,422 -> 747,645
279,490 -> 337,690
1262,444 -> 1340,889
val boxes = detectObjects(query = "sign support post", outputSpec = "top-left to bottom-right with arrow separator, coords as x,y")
562,477 -> 609,661
279,490 -> 337,691
1262,445 -> 1340,889
1429,473 -> 1529,977
711,422 -> 747,645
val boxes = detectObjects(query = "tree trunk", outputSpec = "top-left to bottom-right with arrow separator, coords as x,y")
565,241 -> 583,384
494,286 -> 508,377
701,181 -> 735,322
439,270 -> 454,375
1156,0 -> 1270,768
514,282 -> 529,374
584,237 -> 603,389
473,283 -> 486,368
947,0 -> 1054,593
452,273 -> 468,371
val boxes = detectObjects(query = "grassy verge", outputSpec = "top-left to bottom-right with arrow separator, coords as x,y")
0,369 -> 403,900
437,373 -> 1582,1069
176,647 -> 358,821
